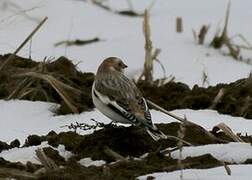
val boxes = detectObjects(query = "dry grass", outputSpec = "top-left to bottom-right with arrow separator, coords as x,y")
212,123 -> 244,142
35,148 -> 59,172
210,1 -> 252,62
193,24 -> 210,45
176,17 -> 183,33
177,122 -> 185,180
209,88 -> 225,109
15,71 -> 79,113
0,54 -> 94,114
138,9 -> 166,84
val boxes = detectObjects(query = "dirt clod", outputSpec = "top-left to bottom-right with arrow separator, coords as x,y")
24,135 -> 45,146
10,139 -> 20,148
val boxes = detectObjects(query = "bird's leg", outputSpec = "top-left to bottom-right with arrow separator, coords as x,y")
105,121 -> 119,128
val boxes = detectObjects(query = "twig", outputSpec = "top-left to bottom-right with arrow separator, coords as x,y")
138,9 -> 153,82
177,122 -> 185,180
91,0 -> 143,17
147,100 -> 187,123
7,78 -> 30,99
209,88 -> 225,109
0,167 -> 37,179
202,70 -> 210,87
220,161 -> 231,175
35,148 -> 59,171
0,17 -> 48,71
104,146 -> 128,162
147,99 -> 228,143
198,25 -> 210,44
212,123 -> 244,142
160,147 -> 180,156
54,37 -> 101,47
16,71 -> 79,113
176,17 -> 183,33
152,48 -> 166,80
61,119 -> 106,132
240,96 -> 251,117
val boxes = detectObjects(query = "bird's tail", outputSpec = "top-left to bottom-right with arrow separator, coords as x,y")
146,126 -> 167,141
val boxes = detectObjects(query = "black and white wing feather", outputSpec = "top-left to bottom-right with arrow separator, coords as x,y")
93,71 -> 167,141
94,71 -> 152,126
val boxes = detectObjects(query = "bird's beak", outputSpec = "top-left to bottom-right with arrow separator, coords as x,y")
122,63 -> 128,69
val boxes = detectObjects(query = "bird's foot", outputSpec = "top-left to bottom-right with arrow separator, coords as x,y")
104,121 -> 119,128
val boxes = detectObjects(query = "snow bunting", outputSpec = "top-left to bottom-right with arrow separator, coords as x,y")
92,57 -> 167,141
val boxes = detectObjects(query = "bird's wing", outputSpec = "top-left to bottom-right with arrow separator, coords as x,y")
94,72 -> 153,126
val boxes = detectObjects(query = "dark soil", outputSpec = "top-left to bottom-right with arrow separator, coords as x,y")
0,124 -> 232,179
46,122 -> 223,162
38,154 -> 221,180
138,78 -> 252,119
0,54 -> 94,114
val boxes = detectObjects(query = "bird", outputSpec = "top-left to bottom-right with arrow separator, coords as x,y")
92,57 -> 167,141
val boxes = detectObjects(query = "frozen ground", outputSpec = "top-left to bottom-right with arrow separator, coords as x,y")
0,0 -> 252,179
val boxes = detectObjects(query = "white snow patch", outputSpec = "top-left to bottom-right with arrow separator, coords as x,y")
0,0 -> 251,87
0,100 -> 110,144
170,142 -> 252,164
0,141 -> 73,164
151,109 -> 252,135
1,100 -> 252,144
138,164 -> 252,180
78,158 -> 106,167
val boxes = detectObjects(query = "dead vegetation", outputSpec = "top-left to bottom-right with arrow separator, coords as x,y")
137,9 -> 169,85
210,0 -> 241,60
54,37 -> 102,47
78,0 -> 156,17
0,54 -> 94,114
193,1 -> 252,63
193,24 -> 210,45
176,17 -> 183,33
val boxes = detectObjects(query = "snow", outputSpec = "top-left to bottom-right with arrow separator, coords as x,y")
0,99 -> 109,144
0,0 -> 251,87
153,109 -> 252,135
1,100 -> 252,145
0,0 -> 252,178
170,142 -> 252,163
138,164 -> 252,180
78,158 -> 106,167
0,141 -> 73,164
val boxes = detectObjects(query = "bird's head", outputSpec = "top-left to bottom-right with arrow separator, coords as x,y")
98,57 -> 128,73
